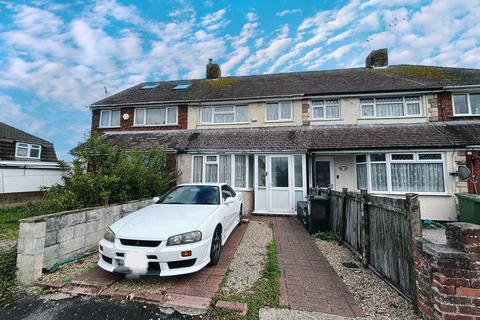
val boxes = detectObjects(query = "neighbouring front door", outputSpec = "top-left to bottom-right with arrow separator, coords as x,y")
254,154 -> 306,214
314,158 -> 334,188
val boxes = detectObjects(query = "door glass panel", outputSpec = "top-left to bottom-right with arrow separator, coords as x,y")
271,157 -> 289,187
258,156 -> 266,187
294,155 -> 303,187
315,161 -> 331,188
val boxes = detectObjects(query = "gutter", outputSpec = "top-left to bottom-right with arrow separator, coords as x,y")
443,84 -> 480,89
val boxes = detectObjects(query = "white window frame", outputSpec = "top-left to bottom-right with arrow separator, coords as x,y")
452,93 -> 480,116
265,101 -> 293,122
191,154 -> 253,191
133,106 -> 178,126
354,152 -> 447,195
310,99 -> 341,120
200,105 -> 249,124
99,109 -> 121,128
359,96 -> 423,119
15,142 -> 42,159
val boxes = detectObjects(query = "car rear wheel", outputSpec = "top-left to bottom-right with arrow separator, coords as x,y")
209,227 -> 222,266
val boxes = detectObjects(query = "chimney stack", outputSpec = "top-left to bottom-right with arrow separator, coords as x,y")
365,48 -> 388,68
206,58 -> 221,79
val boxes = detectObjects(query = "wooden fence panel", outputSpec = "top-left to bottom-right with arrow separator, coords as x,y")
344,194 -> 362,254
327,190 -> 420,300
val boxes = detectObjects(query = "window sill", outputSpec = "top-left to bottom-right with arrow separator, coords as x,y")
310,118 -> 342,121
15,156 -> 41,160
368,191 -> 450,196
264,119 -> 294,123
199,122 -> 250,125
98,126 -> 121,129
358,116 -> 425,120
452,114 -> 480,117
132,124 -> 179,127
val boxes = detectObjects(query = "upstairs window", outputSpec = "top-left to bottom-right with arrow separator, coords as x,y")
99,110 -> 120,128
311,99 -> 340,120
15,143 -> 41,159
134,107 -> 178,126
201,105 -> 249,124
360,96 -> 422,118
452,93 -> 480,116
266,101 -> 293,121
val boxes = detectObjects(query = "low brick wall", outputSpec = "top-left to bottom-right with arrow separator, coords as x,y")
16,199 -> 151,285
415,223 -> 480,319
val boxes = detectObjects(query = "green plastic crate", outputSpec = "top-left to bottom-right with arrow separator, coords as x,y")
456,193 -> 480,224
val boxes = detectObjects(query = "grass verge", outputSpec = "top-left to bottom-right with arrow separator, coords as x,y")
0,246 -> 18,304
0,204 -> 49,240
209,240 -> 280,320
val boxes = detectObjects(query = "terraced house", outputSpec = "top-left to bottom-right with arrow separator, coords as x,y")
90,49 -> 480,221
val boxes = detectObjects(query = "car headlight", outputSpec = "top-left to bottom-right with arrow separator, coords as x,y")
166,231 -> 202,246
103,227 -> 115,242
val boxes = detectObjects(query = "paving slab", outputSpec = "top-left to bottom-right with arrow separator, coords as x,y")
259,308 -> 371,320
71,266 -> 122,287
271,217 -> 365,318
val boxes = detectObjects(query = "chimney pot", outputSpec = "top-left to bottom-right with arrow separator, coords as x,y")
366,48 -> 388,68
206,59 -> 221,79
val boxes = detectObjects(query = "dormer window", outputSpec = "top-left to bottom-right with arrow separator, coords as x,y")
452,93 -> 480,116
15,142 -> 41,159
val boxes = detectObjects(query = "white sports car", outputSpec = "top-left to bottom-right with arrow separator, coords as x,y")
98,183 -> 243,276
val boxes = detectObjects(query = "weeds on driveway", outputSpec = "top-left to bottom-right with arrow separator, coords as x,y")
210,240 -> 280,320
312,230 -> 336,241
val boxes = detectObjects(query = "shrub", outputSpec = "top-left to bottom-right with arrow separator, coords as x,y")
43,134 -> 177,212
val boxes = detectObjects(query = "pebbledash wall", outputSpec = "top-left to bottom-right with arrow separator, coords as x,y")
16,199 -> 151,285
415,223 -> 480,319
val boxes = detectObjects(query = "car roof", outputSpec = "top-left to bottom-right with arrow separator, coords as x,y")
177,183 -> 228,187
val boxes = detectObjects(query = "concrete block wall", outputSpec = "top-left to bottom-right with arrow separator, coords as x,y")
414,223 -> 480,319
16,199 -> 151,285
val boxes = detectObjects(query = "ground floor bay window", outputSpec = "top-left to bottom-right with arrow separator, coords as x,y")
355,152 -> 446,194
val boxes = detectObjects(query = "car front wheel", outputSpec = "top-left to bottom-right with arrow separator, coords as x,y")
209,227 -> 222,266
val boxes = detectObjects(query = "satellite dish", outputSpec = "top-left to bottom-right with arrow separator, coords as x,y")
458,166 -> 471,180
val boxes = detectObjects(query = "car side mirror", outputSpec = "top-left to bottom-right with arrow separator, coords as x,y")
224,197 -> 235,204
152,196 -> 160,203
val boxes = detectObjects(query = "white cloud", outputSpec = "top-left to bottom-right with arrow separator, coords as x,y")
276,9 -> 302,17
0,95 -> 45,135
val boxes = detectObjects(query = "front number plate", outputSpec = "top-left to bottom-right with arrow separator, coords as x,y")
124,252 -> 148,272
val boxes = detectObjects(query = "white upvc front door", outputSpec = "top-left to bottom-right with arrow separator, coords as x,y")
254,154 -> 306,215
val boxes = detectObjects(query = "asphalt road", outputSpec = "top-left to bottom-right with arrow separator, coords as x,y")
0,295 -> 202,320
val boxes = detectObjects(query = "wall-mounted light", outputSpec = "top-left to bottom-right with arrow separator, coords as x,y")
339,165 -> 348,172
122,113 -> 130,120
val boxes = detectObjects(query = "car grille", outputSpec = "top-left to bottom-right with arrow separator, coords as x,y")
119,239 -> 161,247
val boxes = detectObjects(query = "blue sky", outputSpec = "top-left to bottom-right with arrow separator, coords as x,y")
0,0 -> 479,161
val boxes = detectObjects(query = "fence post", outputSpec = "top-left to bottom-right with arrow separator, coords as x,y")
406,193 -> 422,311
360,189 -> 370,268
340,188 -> 348,243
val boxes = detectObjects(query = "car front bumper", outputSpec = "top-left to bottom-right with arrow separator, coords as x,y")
97,237 -> 212,276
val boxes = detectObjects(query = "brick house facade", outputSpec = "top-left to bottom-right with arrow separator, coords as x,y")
90,49 -> 480,220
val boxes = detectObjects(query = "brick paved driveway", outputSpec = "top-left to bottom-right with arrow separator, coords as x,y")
272,216 -> 365,318
38,222 -> 248,314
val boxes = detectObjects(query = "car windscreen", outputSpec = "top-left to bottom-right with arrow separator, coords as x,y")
157,185 -> 220,205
